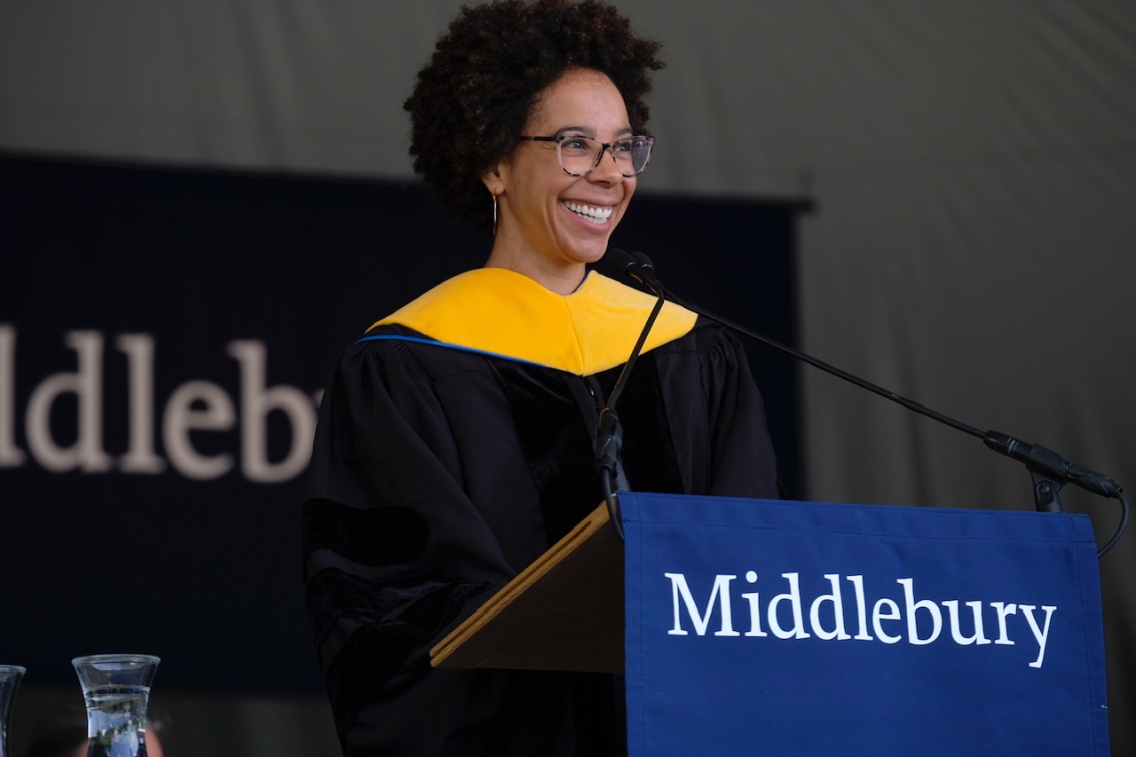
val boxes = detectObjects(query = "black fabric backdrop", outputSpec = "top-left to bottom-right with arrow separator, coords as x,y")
0,153 -> 802,692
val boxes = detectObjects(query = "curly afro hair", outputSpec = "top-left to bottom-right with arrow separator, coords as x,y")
404,0 -> 664,236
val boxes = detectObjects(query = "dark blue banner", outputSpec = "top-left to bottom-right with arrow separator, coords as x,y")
0,154 -> 803,691
622,492 -> 1109,756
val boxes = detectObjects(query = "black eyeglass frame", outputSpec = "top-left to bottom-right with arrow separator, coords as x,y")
517,134 -> 656,177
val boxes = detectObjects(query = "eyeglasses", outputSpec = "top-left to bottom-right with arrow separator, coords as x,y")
517,133 -> 655,177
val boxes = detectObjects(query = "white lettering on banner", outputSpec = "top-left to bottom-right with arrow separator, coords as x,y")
767,572 -> 811,639
990,601 -> 1017,645
117,333 -> 166,474
664,572 -> 1057,668
740,570 -> 767,637
809,574 -> 851,641
164,380 -> 237,480
665,573 -> 740,637
846,574 -> 874,641
899,577 -> 942,645
228,341 -> 317,484
0,325 -> 24,467
872,596 -> 903,643
942,599 -> 991,645
25,331 -> 114,473
0,325 -> 320,484
1020,604 -> 1057,668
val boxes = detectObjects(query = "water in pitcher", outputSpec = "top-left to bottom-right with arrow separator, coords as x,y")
83,685 -> 152,757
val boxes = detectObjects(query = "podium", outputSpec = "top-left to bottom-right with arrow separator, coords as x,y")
431,501 -> 623,672
432,492 -> 1111,756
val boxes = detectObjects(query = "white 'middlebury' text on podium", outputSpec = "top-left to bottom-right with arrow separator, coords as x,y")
664,571 -> 1057,668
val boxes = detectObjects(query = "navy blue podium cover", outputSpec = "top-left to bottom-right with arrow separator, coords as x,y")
621,492 -> 1110,756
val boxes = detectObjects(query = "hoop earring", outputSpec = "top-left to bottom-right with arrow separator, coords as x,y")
492,193 -> 498,237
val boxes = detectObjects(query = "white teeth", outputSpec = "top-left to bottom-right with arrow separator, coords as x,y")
564,201 -> 613,224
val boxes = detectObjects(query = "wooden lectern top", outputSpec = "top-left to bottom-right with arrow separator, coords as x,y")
430,502 -> 624,673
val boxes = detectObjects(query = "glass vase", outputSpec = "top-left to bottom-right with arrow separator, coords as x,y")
71,654 -> 160,757
0,665 -> 26,757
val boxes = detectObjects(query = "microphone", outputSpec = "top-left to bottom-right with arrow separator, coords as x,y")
983,432 -> 1122,499
604,249 -> 1129,558
593,248 -> 668,541
605,247 -> 661,291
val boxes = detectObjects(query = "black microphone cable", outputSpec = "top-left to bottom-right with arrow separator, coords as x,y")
605,249 -> 1128,559
593,251 -> 669,542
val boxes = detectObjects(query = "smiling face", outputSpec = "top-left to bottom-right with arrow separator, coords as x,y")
482,68 -> 638,294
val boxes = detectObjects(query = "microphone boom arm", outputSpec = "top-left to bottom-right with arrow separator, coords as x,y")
607,249 -> 1128,558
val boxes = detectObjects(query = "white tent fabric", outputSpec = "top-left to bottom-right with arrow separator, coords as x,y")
3,1 -> 1134,752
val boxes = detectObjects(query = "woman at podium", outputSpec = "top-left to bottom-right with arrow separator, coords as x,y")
302,1 -> 780,754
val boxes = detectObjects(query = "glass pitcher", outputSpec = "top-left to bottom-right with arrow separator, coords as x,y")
72,655 -> 159,757
0,665 -> 26,757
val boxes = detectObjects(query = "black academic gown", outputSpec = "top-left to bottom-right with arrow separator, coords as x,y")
302,271 -> 779,756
